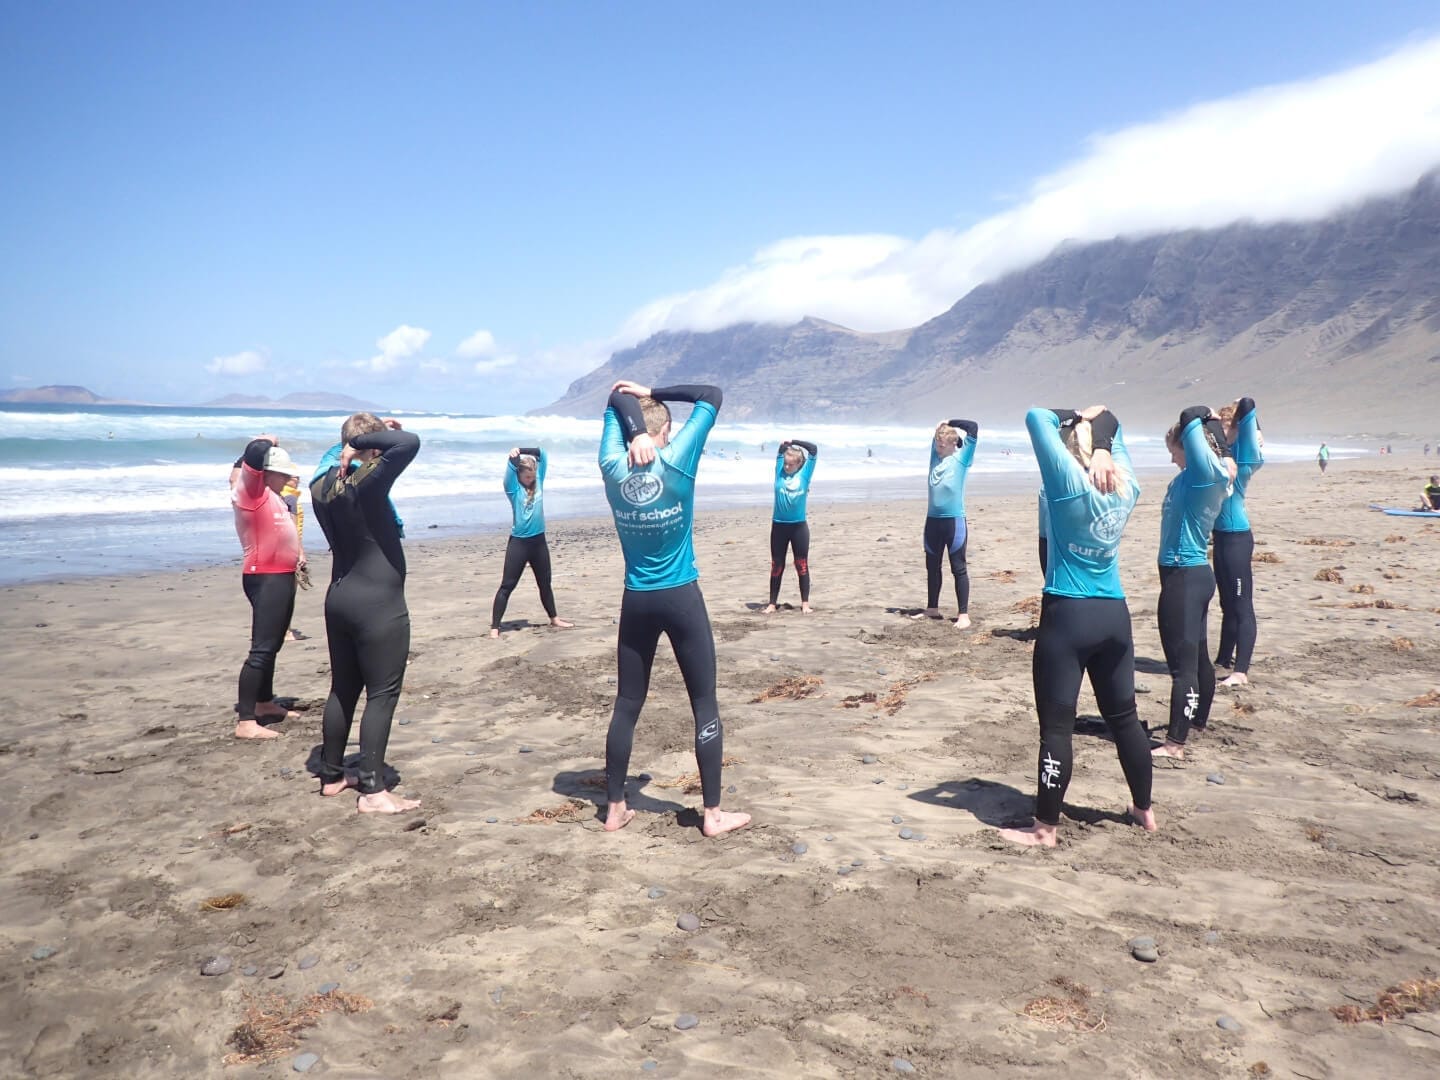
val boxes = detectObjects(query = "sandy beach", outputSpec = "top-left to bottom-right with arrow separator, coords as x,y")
2,454 -> 1439,1078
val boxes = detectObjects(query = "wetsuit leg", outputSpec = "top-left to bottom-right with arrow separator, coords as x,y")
318,595 -> 364,785
923,516 -> 954,609
529,534 -> 559,618
662,582 -> 725,808
949,519 -> 970,614
768,523 -> 787,605
1084,600 -> 1152,814
239,572 -> 296,719
350,593 -> 411,794
792,522 -> 811,602
1212,533 -> 1236,668
605,589 -> 664,803
1218,530 -> 1256,674
1158,565 -> 1216,745
1031,595 -> 1087,826
491,536 -> 529,629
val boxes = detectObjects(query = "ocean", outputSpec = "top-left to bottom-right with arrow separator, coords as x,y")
0,402 -> 1338,585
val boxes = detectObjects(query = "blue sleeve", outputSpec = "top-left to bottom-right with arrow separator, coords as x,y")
774,448 -> 786,481
801,452 -> 818,484
665,400 -> 717,476
1233,406 -> 1262,466
1026,408 -> 1088,501
958,429 -> 978,469
599,408 -> 630,481
1180,418 -> 1226,487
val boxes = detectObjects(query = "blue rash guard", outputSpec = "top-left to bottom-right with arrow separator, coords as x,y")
1213,399 -> 1262,534
1027,408 -> 1140,600
505,448 -> 547,538
1158,412 -> 1232,567
773,441 -> 818,524
927,420 -> 978,518
599,386 -> 720,591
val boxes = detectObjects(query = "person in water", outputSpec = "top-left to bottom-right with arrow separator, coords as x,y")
597,379 -> 750,838
764,438 -> 818,614
490,447 -> 574,638
1000,405 -> 1155,846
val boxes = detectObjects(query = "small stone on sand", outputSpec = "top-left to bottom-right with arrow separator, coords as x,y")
893,1060 -> 916,1074
318,981 -> 339,994
292,1052 -> 320,1073
1207,773 -> 1226,785
837,866 -> 853,876
792,842 -> 807,855
486,817 -> 498,824
1216,1015 -> 1242,1032
1131,944 -> 1158,963
824,834 -> 835,841
892,816 -> 904,824
431,737 -> 442,744
201,956 -> 232,976
242,965 -> 258,976
727,784 -> 736,794
397,718 -> 410,726
899,828 -> 914,840
31,946 -> 57,961
674,1013 -> 699,1030
519,746 -> 533,753
862,754 -> 878,764
676,913 -> 701,931
346,961 -> 361,972
298,955 -> 320,970
647,887 -> 666,899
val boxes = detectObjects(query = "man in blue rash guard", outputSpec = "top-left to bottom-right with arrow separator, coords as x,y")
916,417 -> 979,628
1000,406 -> 1156,847
1153,406 -> 1236,760
490,447 -> 575,638
597,379 -> 751,838
1212,398 -> 1263,687
764,438 -> 819,614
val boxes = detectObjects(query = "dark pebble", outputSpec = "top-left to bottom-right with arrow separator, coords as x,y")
318,981 -> 339,994
677,913 -> 701,932
674,1013 -> 699,1030
398,718 -> 411,726
899,828 -> 914,840
850,859 -> 864,867
201,956 -> 232,976
872,778 -> 885,785
266,964 -> 286,979
1128,936 -> 1156,950
769,655 -> 780,662
292,1052 -> 320,1073
1132,945 -> 1159,963
242,965 -> 258,977
279,767 -> 293,778
837,866 -> 853,876
298,955 -> 320,970
862,754 -> 878,764
29,833 -> 39,840
893,1060 -> 916,1074
31,946 -> 57,961
486,817 -> 499,824
1216,1015 -> 1242,1032
877,668 -> 888,675
519,746 -> 533,754
647,886 -> 666,899
892,816 -> 904,824
431,737 -> 442,744
727,785 -> 736,794
1206,773 -> 1226,785
638,773 -> 652,781
791,842 -> 808,855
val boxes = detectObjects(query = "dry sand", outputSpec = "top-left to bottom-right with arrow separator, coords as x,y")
2,455 -> 1439,1078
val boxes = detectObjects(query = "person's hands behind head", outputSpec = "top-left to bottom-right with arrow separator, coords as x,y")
628,433 -> 657,469
612,380 -> 652,399
1089,449 -> 1119,495
382,418 -> 403,431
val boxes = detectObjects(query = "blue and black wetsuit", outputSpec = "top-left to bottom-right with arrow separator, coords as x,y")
1158,408 -> 1232,746
1025,408 -> 1151,827
309,427 -> 420,795
924,419 -> 978,613
599,386 -> 729,810
1212,398 -> 1262,674
491,448 -> 560,629
770,440 -> 818,605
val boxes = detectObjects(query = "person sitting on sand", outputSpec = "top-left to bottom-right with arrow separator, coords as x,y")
230,435 -> 307,739
1421,475 -> 1440,511
1153,407 -> 1236,760
597,379 -> 750,838
1001,406 -> 1155,846
764,438 -> 818,614
1212,398 -> 1264,688
308,413 -> 422,814
917,417 -> 979,628
490,446 -> 574,638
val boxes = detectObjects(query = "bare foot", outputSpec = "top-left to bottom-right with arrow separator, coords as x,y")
234,719 -> 282,740
998,820 -> 1057,847
489,628 -> 501,639
801,602 -> 812,614
762,604 -> 777,614
604,801 -> 636,832
320,773 -> 358,797
1128,805 -> 1158,831
954,613 -> 972,629
1220,672 -> 1248,687
1151,741 -> 1185,760
254,701 -> 299,721
910,607 -> 943,620
356,790 -> 421,814
550,617 -> 574,629
702,807 -> 751,837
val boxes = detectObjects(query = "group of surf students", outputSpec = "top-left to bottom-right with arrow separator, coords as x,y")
229,385 -> 1282,844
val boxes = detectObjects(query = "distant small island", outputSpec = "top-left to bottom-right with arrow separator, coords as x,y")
0,385 -> 385,411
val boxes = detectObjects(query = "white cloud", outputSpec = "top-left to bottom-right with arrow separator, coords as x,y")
472,354 -> 518,376
456,329 -> 498,358
366,324 -> 431,373
420,359 -> 452,375
206,349 -> 268,376
619,35 -> 1440,340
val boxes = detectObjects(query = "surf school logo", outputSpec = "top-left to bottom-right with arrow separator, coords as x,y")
621,472 -> 663,507
1091,505 -> 1130,544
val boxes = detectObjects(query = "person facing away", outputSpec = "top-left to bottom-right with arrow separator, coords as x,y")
308,412 -> 422,813
999,405 -> 1155,847
490,447 -> 574,637
764,438 -> 818,614
597,379 -> 750,838
230,436 -> 307,739
918,417 -> 979,628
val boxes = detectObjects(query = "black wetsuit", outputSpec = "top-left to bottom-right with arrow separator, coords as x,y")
309,428 -> 420,795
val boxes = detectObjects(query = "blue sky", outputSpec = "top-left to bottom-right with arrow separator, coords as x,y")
3,1 -> 1439,412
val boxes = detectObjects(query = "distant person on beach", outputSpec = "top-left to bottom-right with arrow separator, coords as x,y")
308,413 -> 421,813
230,435 -> 306,739
490,447 -> 574,638
597,379 -> 750,837
1000,406 -> 1154,847
764,438 -> 818,614
1421,475 -> 1440,511
1153,407 -> 1236,760
1212,398 -> 1264,688
1318,443 -> 1329,474
916,417 -> 979,628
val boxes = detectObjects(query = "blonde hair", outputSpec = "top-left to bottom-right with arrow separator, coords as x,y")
342,412 -> 384,444
1217,403 -> 1237,424
639,396 -> 671,437
1069,420 -> 1130,498
1166,419 -> 1224,459
516,454 -> 539,507
933,422 -> 959,448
